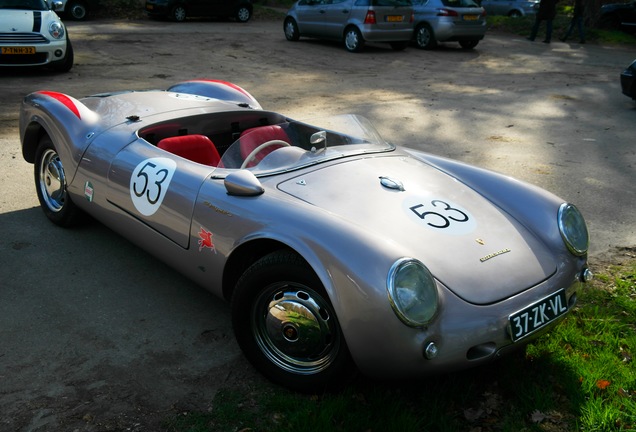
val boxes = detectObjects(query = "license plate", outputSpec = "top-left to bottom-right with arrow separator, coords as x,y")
146,4 -> 153,9
1,46 -> 36,55
463,14 -> 479,20
509,289 -> 568,342
386,15 -> 403,22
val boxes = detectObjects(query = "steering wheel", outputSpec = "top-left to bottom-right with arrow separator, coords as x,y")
241,140 -> 291,169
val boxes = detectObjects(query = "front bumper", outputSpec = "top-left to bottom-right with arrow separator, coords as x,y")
344,260 -> 588,379
0,37 -> 68,67
621,61 -> 636,100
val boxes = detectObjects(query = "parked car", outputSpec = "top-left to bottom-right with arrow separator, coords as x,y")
59,0 -> 100,20
412,0 -> 487,49
284,0 -> 414,53
0,0 -> 73,71
600,0 -> 636,33
621,59 -> 636,99
480,0 -> 539,16
19,79 -> 592,392
145,0 -> 253,22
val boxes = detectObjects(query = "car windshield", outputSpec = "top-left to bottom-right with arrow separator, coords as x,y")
442,0 -> 480,6
0,0 -> 48,9
216,114 -> 394,177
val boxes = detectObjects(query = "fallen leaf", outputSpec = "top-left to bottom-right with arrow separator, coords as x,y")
531,410 -> 546,423
596,380 -> 611,390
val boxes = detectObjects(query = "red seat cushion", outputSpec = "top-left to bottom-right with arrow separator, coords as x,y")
239,125 -> 291,164
157,135 -> 221,167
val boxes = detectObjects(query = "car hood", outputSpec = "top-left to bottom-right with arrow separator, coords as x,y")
278,155 -> 557,305
0,10 -> 56,33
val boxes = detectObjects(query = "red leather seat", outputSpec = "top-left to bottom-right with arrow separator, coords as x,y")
157,135 -> 221,167
239,125 -> 290,167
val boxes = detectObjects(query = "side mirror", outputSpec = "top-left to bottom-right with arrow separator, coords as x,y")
310,130 -> 327,153
224,170 -> 264,197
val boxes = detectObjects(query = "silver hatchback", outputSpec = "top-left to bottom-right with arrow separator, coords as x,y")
284,0 -> 414,53
412,0 -> 487,49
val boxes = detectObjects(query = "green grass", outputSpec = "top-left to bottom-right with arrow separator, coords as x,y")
165,257 -> 636,432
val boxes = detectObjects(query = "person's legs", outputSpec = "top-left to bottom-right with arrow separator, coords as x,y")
544,19 -> 553,42
529,18 -> 541,40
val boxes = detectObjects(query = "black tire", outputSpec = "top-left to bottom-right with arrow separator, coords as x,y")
508,10 -> 522,17
66,0 -> 87,20
415,24 -> 437,50
34,135 -> 82,227
344,26 -> 365,53
236,6 -> 251,22
171,5 -> 186,21
51,38 -> 73,72
284,17 -> 300,41
459,39 -> 479,49
231,250 -> 355,392
389,41 -> 408,51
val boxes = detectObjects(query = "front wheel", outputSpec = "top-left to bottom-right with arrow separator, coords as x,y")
231,251 -> 355,392
34,135 -> 82,227
284,17 -> 300,41
236,6 -> 251,22
344,27 -> 365,53
415,24 -> 437,50
66,0 -> 87,20
459,39 -> 479,49
170,5 -> 186,21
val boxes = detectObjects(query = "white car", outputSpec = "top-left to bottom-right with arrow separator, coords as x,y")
0,0 -> 73,71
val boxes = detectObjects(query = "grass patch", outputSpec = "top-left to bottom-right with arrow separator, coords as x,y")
165,255 -> 636,432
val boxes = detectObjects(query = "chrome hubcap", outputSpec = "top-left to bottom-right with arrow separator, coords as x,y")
253,284 -> 339,375
285,21 -> 294,39
345,31 -> 359,50
38,148 -> 66,213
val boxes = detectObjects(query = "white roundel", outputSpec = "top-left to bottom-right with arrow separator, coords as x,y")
403,196 -> 476,236
130,158 -> 176,216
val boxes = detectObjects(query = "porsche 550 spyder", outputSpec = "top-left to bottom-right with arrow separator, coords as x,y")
20,80 -> 592,392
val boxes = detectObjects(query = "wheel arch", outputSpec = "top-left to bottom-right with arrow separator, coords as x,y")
222,238 -> 304,301
22,122 -> 48,164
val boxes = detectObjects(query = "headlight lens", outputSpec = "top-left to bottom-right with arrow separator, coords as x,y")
49,22 -> 65,40
387,258 -> 438,327
558,203 -> 589,256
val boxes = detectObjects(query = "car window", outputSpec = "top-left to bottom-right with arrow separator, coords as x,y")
441,0 -> 480,6
0,0 -> 48,9
355,0 -> 413,6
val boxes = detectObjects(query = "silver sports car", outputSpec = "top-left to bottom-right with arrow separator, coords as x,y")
20,80 -> 592,392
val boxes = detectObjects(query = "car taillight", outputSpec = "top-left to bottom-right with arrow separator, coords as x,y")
410,11 -> 414,23
437,8 -> 459,16
364,10 -> 376,24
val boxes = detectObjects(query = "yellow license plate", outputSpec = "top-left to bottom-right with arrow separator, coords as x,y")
1,46 -> 36,55
463,14 -> 479,20
386,15 -> 403,22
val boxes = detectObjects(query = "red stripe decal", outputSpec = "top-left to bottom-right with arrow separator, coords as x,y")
38,91 -> 81,119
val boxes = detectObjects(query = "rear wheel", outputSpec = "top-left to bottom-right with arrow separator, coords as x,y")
508,10 -> 522,17
231,250 -> 355,392
34,135 -> 82,227
344,26 -> 365,53
415,24 -> 437,50
459,39 -> 479,49
170,5 -> 186,21
236,6 -> 251,22
284,17 -> 300,41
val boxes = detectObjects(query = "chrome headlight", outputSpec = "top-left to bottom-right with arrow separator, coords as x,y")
387,258 -> 438,327
49,22 -> 65,40
558,203 -> 589,256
